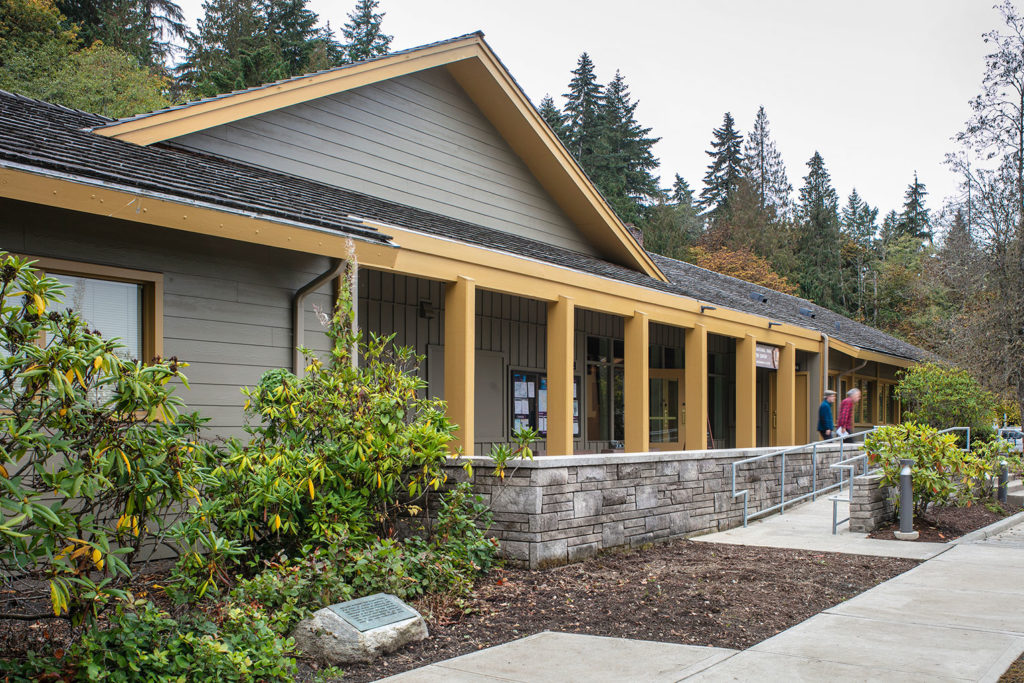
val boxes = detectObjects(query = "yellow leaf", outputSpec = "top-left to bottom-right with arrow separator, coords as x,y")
0,464 -> 7,478
307,478 -> 315,500
64,369 -> 74,384
376,472 -> 383,488
32,293 -> 45,313
289,404 -> 296,418
92,548 -> 104,570
49,581 -> 63,616
74,368 -> 86,387
120,450 -> 131,474
93,356 -> 103,371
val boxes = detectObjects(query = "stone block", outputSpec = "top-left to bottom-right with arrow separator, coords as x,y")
636,485 -> 659,509
577,465 -> 607,482
529,513 -> 563,533
618,463 -> 643,480
531,539 -> 568,568
573,490 -> 603,518
656,460 -> 681,477
532,467 -> 569,486
568,542 -> 599,563
291,598 -> 427,665
602,487 -> 628,506
602,521 -> 625,548
668,487 -> 693,505
500,540 -> 529,562
679,461 -> 699,481
490,485 -> 542,514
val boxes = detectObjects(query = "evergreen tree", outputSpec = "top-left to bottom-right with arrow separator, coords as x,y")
538,94 -> 568,145
794,151 -> 844,310
562,52 -> 606,172
697,112 -> 744,218
742,106 -> 792,217
642,198 -> 699,261
841,188 -> 878,249
56,0 -> 186,69
899,172 -> 932,242
340,0 -> 391,63
597,70 -> 660,224
671,174 -> 694,208
879,209 -> 902,246
180,0 -> 340,99
841,188 -> 880,318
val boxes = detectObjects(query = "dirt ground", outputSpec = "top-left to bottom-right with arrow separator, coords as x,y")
868,501 -> 1021,542
333,541 -> 917,683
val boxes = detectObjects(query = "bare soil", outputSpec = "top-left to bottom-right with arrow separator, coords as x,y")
332,541 -> 917,683
868,502 -> 1021,542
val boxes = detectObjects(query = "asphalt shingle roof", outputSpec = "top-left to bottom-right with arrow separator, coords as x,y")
0,89 -> 928,362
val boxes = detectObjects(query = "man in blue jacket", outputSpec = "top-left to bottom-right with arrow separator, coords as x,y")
818,390 -> 836,440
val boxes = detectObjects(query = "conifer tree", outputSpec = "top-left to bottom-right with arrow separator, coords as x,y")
879,210 -> 902,246
899,172 -> 932,242
697,112 -> 744,218
794,152 -> 844,310
671,174 -> 694,209
742,106 -> 792,216
841,188 -> 878,249
538,94 -> 568,145
841,188 -> 879,318
340,0 -> 391,63
598,70 -> 660,224
57,0 -> 186,69
562,52 -> 606,171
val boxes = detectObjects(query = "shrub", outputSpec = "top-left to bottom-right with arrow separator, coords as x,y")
895,362 -> 998,440
69,601 -> 296,682
866,422 -> 991,514
0,253 -> 213,625
176,275 -> 455,589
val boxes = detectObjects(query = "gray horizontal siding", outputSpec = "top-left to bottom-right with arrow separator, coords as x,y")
0,199 -> 335,440
171,67 -> 597,256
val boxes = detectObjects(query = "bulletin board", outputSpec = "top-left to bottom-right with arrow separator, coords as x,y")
510,371 -> 580,437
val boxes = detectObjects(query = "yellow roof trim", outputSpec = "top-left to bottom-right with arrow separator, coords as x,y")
93,35 -> 664,280
830,338 -> 915,368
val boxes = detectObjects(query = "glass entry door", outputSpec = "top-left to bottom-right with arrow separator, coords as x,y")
649,369 -> 685,450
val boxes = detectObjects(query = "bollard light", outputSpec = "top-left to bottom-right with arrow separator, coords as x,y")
895,458 -> 919,540
999,460 -> 1009,504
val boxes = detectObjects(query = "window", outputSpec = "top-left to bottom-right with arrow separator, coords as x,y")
31,257 -> 163,362
585,336 -> 624,443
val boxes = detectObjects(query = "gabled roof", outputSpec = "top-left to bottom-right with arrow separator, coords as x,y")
93,33 -> 665,280
0,90 -> 387,244
651,254 -> 930,362
0,85 -> 928,365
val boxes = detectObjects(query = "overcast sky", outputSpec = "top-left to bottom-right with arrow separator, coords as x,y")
179,0 -> 1002,221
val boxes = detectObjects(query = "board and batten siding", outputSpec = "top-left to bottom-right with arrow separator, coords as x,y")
0,199 -> 334,440
170,67 -> 598,256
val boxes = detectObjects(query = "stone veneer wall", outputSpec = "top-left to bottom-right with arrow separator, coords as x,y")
849,472 -> 895,533
445,444 -> 863,568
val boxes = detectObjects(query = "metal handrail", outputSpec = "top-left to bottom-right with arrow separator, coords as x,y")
731,428 -> 880,527
937,426 -> 972,451
829,453 -> 878,534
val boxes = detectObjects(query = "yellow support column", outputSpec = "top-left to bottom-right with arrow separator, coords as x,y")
685,324 -> 708,450
736,334 -> 757,448
624,310 -> 650,453
444,276 -> 475,454
546,296 -> 575,455
777,342 -> 797,446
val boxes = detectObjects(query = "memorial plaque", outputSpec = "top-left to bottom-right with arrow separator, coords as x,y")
327,593 -> 418,632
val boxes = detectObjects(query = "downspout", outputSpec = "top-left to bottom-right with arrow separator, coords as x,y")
292,258 -> 344,376
821,333 -> 829,396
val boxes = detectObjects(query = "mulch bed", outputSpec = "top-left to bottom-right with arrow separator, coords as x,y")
333,541 -> 917,683
2,542 -> 917,682
868,502 -> 1022,543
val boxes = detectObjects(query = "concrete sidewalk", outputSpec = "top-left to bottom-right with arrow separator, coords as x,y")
381,511 -> 1024,682
691,494 -> 948,560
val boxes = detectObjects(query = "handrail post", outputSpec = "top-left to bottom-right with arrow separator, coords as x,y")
812,444 -> 818,501
780,453 -> 786,512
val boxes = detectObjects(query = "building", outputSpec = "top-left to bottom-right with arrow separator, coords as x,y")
0,33 -> 926,456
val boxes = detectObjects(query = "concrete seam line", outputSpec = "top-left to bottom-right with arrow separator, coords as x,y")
953,509 -> 1024,546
